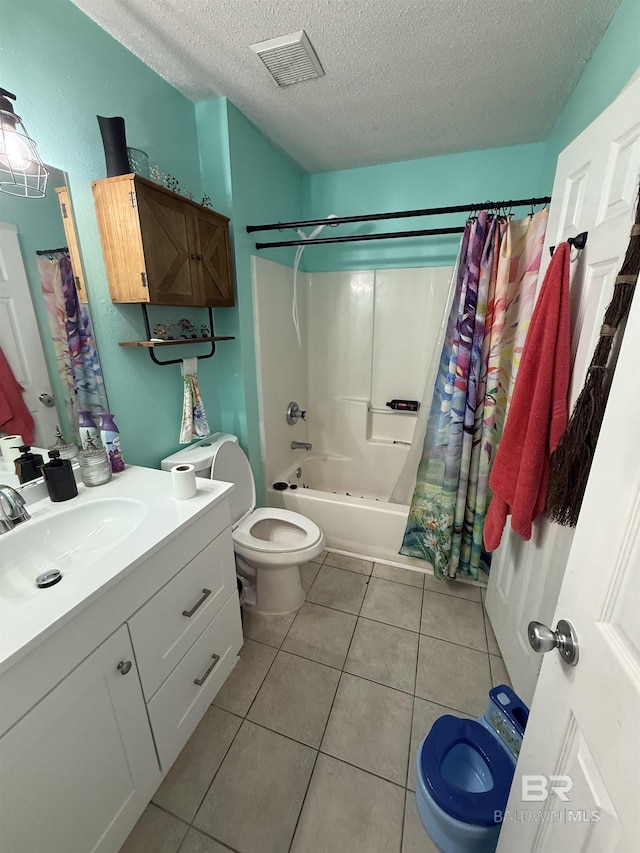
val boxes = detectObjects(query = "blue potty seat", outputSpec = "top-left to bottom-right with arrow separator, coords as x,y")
420,715 -> 514,826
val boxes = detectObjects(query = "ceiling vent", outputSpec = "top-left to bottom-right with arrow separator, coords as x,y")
250,30 -> 324,87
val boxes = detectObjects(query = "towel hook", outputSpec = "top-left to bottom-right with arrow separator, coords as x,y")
550,231 -> 588,257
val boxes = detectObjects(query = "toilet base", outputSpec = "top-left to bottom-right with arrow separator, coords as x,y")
416,767 -> 501,853
236,555 -> 305,615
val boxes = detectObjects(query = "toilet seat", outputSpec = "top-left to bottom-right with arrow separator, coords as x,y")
420,716 -> 513,827
233,507 -> 323,554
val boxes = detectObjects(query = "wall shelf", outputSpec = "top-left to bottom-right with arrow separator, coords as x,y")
119,336 -> 235,348
120,304 -> 235,366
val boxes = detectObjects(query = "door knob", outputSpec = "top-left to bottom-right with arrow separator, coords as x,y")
527,619 -> 579,666
39,392 -> 55,407
117,660 -> 132,675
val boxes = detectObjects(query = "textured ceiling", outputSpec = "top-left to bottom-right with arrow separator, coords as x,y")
72,0 -> 620,172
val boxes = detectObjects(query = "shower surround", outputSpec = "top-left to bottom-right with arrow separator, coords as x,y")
252,256 -> 452,562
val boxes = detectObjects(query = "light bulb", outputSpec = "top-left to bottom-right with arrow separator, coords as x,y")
0,120 -> 36,173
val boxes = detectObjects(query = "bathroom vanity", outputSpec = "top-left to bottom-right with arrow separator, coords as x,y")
0,466 -> 242,853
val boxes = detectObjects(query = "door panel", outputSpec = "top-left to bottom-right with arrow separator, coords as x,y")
0,222 -> 58,445
137,181 -> 201,305
195,209 -> 234,306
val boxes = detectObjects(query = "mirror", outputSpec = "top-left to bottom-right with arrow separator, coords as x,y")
0,165 -> 108,457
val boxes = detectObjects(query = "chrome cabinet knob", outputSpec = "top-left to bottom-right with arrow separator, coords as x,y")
117,660 -> 132,675
527,619 -> 579,666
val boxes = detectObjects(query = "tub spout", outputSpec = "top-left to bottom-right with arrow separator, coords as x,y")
291,441 -> 312,451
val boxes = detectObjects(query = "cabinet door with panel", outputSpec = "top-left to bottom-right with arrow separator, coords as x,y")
0,625 -> 161,853
56,186 -> 88,303
92,173 -> 235,307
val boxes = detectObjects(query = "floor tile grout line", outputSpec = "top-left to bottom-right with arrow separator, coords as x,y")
287,571 -> 369,853
418,627 -> 488,654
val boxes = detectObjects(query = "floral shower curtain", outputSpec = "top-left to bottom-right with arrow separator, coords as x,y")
38,251 -> 108,436
400,208 -> 548,580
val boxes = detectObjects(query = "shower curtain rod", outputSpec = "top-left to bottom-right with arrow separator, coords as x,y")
36,245 -> 69,255
246,195 -> 552,236
255,225 -> 466,250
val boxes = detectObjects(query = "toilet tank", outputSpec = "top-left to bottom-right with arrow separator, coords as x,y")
160,434 -> 226,478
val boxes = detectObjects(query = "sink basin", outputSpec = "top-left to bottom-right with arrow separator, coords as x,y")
0,498 -> 148,600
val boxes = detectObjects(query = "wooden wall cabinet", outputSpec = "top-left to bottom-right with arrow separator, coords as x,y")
92,174 -> 234,307
56,186 -> 88,304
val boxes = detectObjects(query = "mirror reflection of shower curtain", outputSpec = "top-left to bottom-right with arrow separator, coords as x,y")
395,208 -> 548,581
37,251 -> 108,439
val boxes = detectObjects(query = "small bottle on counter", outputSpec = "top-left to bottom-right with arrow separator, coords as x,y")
78,435 -> 112,487
96,411 -> 125,473
41,450 -> 78,502
14,445 -> 45,484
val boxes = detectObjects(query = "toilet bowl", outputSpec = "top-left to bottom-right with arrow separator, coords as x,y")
161,434 -> 324,615
416,685 -> 528,853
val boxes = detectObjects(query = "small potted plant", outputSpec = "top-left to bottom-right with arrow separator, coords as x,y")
153,322 -> 174,340
200,323 -> 210,338
178,318 -> 198,339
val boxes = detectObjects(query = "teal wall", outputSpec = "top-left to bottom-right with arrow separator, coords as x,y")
302,142 -> 548,271
196,99 -> 305,499
542,0 -> 640,185
1,0 -> 207,469
0,170 -> 75,438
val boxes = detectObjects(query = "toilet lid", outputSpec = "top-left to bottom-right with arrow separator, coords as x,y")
419,716 -> 514,827
233,507 -> 322,553
210,436 -> 256,526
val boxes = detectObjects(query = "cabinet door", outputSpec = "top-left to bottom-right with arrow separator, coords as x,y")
193,206 -> 235,306
56,186 -> 88,304
0,625 -> 161,853
136,179 -> 202,305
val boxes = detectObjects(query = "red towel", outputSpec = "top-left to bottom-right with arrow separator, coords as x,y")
484,243 -> 571,550
0,346 -> 35,446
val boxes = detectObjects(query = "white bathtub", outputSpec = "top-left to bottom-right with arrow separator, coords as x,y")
268,456 -> 430,571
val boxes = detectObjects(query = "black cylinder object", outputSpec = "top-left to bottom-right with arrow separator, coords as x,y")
41,450 -> 78,502
14,445 -> 44,485
96,115 -> 131,178
386,399 -> 420,412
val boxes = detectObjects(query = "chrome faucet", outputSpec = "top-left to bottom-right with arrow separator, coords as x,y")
291,441 -> 312,451
0,485 -> 31,534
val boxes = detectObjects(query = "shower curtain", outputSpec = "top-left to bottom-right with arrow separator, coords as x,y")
399,208 -> 548,580
38,251 -> 108,436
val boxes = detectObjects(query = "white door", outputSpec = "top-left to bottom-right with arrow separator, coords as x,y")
497,285 -> 640,852
0,221 -> 58,446
486,73 -> 640,704
0,625 -> 161,853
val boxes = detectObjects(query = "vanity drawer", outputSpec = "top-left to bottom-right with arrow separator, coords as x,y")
147,592 -> 243,771
128,527 -> 236,700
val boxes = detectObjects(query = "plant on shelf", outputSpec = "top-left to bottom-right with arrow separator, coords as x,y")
153,322 -> 174,340
178,318 -> 198,339
200,323 -> 210,338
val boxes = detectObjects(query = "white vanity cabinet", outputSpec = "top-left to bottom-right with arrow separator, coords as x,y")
0,472 -> 243,853
0,626 -> 159,853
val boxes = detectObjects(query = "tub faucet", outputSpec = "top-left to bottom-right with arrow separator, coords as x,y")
291,441 -> 312,451
0,485 -> 31,534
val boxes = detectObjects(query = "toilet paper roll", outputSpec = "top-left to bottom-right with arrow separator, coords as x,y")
171,463 -> 197,500
0,435 -> 24,469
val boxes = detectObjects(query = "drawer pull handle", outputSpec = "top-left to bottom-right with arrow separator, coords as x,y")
183,588 -> 212,617
194,653 -> 220,686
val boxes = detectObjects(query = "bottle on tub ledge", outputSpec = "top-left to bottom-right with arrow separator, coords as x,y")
96,411 -> 125,473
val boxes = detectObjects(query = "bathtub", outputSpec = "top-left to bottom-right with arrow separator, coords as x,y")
267,456 -> 430,571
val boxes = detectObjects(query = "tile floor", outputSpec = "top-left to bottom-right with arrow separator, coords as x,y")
122,551 -> 511,853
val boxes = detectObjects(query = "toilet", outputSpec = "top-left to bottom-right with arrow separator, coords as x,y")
416,684 -> 528,853
161,434 -> 324,615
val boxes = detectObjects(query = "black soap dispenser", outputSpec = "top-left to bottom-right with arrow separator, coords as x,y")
14,445 -> 44,484
42,450 -> 78,502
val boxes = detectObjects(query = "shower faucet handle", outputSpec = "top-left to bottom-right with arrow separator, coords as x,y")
286,402 -> 306,425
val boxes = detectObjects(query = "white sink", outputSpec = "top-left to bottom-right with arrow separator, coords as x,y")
0,498 -> 147,601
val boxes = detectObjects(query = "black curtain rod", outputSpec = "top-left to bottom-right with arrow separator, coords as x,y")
256,226 -> 465,250
247,195 -> 551,234
36,246 -> 68,255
